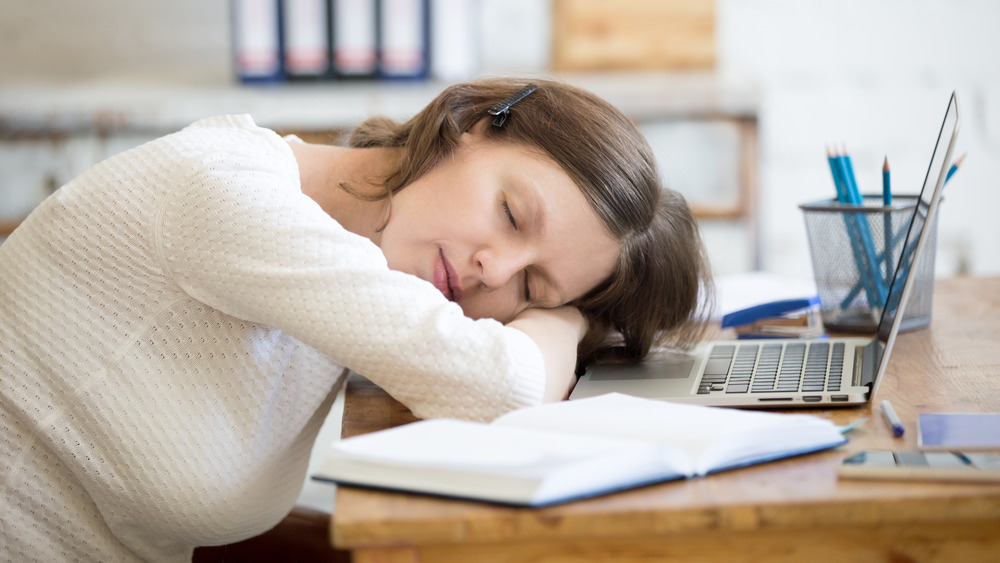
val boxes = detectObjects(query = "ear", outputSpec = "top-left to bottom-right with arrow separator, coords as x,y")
464,117 -> 492,139
458,117 -> 497,151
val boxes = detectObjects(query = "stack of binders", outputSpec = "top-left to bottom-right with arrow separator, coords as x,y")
231,0 -> 443,83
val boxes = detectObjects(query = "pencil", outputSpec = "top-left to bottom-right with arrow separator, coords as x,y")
945,153 -> 965,184
828,148 -> 883,314
882,157 -> 892,206
838,148 -> 886,307
840,146 -> 863,205
883,157 -> 893,282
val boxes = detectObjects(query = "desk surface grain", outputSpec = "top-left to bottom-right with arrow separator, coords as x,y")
332,277 -> 1000,561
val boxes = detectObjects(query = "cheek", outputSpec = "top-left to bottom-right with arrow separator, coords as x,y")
458,291 -> 520,323
375,232 -> 402,271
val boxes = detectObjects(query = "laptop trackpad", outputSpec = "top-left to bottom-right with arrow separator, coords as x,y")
588,355 -> 695,381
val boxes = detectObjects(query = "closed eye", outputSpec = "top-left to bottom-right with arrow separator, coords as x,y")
502,200 -> 517,229
502,198 -> 531,302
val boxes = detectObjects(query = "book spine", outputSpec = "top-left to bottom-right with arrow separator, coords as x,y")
232,0 -> 286,83
283,0 -> 333,80
377,0 -> 430,80
332,0 -> 378,79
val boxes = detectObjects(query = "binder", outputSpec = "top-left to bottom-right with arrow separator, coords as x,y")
332,0 -> 378,78
378,0 -> 429,79
232,0 -> 285,83
283,0 -> 333,80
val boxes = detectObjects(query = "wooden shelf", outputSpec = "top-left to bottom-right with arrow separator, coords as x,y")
0,72 -> 757,134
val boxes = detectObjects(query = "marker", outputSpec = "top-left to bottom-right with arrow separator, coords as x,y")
880,399 -> 905,437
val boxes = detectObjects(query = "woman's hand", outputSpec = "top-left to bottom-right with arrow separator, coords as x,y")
506,306 -> 587,402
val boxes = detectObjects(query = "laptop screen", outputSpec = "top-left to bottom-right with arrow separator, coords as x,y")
870,93 -> 960,394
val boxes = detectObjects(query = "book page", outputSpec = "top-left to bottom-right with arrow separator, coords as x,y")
323,417 -> 692,505
333,418 -> 653,473
494,393 -> 840,474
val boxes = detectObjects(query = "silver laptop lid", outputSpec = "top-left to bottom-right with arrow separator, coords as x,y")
867,92 -> 960,400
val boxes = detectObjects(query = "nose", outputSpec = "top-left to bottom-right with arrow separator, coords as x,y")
474,245 -> 530,290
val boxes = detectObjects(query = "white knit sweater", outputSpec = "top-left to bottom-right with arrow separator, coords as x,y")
0,115 -> 546,562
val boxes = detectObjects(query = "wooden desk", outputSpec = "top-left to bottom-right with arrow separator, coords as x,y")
332,277 -> 1000,562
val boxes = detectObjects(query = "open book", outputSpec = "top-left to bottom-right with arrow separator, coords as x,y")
313,393 -> 847,507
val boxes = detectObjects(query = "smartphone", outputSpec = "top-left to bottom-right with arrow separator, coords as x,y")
838,450 -> 1000,483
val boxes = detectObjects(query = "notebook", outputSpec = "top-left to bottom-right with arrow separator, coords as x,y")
571,92 -> 961,408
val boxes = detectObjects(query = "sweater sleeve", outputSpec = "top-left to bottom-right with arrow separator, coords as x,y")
155,119 -> 545,422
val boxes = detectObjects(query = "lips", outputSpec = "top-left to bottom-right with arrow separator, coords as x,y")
434,249 -> 463,302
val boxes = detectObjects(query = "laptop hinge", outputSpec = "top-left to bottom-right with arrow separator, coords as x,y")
853,342 -> 879,388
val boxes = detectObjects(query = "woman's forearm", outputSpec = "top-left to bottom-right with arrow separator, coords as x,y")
507,307 -> 586,402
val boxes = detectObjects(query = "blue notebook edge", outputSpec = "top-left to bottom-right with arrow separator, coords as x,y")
312,472 -> 687,508
721,295 -> 822,329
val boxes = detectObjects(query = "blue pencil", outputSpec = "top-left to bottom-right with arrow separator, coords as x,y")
888,153 -> 967,303
827,149 -> 883,314
945,153 -> 965,184
826,151 -> 866,316
838,149 -> 887,306
882,157 -> 893,283
840,149 -> 863,205
882,157 -> 892,206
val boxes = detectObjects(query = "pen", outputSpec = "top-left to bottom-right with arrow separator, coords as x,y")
880,399 -> 905,437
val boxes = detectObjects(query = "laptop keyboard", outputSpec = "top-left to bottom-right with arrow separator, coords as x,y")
697,342 -> 845,395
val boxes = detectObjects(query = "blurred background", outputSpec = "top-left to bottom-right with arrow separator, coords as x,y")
1,0 -> 997,283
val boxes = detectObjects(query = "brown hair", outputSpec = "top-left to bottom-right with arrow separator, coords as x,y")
348,77 -> 714,366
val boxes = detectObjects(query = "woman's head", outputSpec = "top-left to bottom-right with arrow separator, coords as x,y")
349,77 -> 713,364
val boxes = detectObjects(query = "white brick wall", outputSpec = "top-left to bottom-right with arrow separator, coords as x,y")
0,0 -> 229,82
718,0 -> 1000,277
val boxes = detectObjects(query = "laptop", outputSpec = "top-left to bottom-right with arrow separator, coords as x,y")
571,92 -> 961,408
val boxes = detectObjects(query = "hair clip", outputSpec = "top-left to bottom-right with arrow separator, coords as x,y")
488,84 -> 538,127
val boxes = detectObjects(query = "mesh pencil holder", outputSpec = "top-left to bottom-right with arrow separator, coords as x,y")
799,195 -> 940,333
